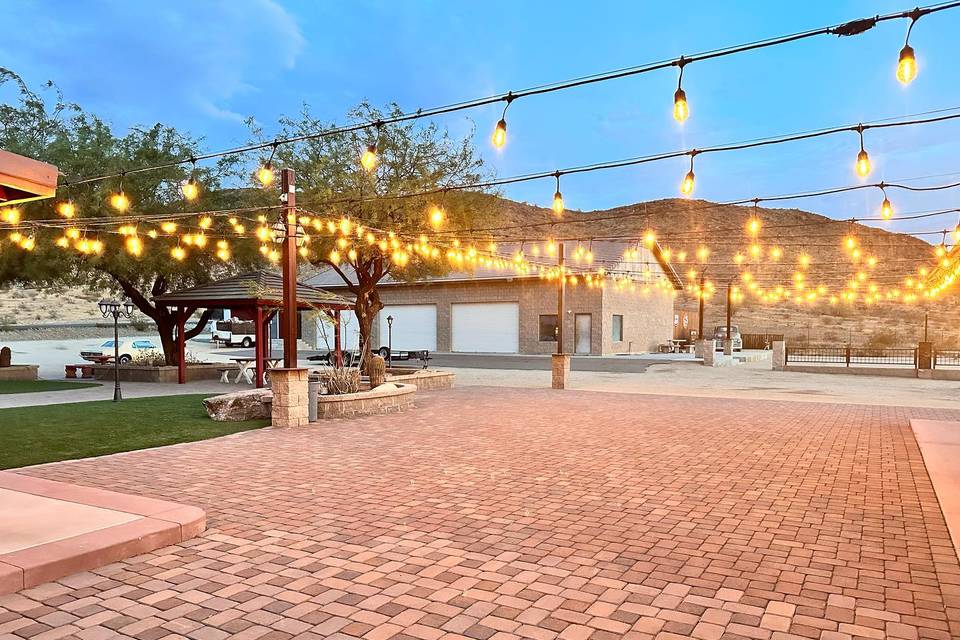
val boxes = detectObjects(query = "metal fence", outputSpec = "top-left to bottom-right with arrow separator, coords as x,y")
785,346 -> 918,368
934,349 -> 960,368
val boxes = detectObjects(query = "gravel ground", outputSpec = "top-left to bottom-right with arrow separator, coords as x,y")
0,326 -> 156,342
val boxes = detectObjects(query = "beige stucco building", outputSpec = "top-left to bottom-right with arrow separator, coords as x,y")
305,241 -> 682,356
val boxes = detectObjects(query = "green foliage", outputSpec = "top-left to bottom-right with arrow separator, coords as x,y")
0,67 -> 265,294
0,394 -> 266,469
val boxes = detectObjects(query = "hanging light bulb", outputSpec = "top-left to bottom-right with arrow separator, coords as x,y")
171,245 -> 187,261
110,191 -> 129,212
679,152 -> 696,195
125,235 -> 143,257
897,45 -> 917,84
181,177 -> 199,201
855,125 -> 871,177
896,11 -> 922,85
552,172 -> 564,216
360,143 -> 377,172
1,207 -> 21,224
257,162 -> 274,186
56,199 -> 76,218
673,58 -> 689,123
879,186 -> 894,220
492,93 -> 513,148
361,122 -> 382,172
429,204 -> 446,229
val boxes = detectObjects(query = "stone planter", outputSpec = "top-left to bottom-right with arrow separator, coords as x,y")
0,365 -> 38,381
385,368 -> 455,391
313,383 -> 416,419
91,363 -> 236,383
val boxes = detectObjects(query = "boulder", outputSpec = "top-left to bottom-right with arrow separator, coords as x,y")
203,389 -> 272,422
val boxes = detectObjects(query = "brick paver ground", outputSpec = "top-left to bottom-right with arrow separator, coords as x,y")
2,388 -> 959,640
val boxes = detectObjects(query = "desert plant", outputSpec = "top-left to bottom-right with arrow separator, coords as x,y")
130,349 -> 205,367
865,329 -> 898,350
368,355 -> 386,387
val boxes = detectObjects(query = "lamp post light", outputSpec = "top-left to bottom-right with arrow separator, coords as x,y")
386,315 -> 394,368
98,298 -> 135,402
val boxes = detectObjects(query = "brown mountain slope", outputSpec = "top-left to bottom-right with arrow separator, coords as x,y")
485,196 -> 958,347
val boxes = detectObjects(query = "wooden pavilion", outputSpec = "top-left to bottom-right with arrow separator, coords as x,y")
154,270 -> 354,387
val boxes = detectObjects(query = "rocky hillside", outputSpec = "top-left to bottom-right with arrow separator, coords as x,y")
489,196 -> 958,348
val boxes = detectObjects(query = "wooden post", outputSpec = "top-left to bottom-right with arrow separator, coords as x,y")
176,307 -> 186,384
281,168 -> 298,369
334,309 -> 343,367
255,305 -> 264,388
556,243 -> 565,354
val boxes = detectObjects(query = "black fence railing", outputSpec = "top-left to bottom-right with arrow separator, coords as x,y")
785,346 -> 918,368
934,349 -> 960,368
741,333 -> 784,350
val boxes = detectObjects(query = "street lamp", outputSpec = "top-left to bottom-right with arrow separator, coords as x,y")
386,315 -> 394,368
98,298 -> 135,402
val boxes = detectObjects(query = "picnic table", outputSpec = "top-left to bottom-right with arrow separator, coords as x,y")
227,357 -> 282,384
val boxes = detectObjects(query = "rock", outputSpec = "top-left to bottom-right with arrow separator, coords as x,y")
203,389 -> 272,422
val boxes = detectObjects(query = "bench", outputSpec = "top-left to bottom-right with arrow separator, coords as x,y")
66,364 -> 96,379
217,367 -> 234,383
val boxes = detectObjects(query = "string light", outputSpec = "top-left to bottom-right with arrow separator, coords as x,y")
125,235 -> 143,257
1,208 -> 20,224
552,172 -> 564,216
181,159 -> 199,201
855,124 -> 871,177
171,245 -> 187,261
897,9 -> 924,85
879,184 -> 894,220
680,152 -> 696,195
492,93 -> 513,149
110,173 -> 130,212
257,162 -> 275,186
673,57 -> 689,123
429,204 -> 446,228
360,122 -> 382,172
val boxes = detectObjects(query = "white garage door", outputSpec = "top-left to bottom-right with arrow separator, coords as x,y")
451,302 -> 519,353
378,305 -> 436,351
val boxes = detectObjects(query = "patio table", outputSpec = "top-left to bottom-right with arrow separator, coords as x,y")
230,357 -> 282,385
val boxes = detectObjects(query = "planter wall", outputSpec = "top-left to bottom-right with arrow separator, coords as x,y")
0,365 -> 38,381
385,368 -> 455,391
314,383 -> 416,419
91,363 -> 236,383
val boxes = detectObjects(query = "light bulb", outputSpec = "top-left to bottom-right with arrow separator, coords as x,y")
1,208 -> 21,224
880,197 -> 894,220
429,205 -> 445,228
552,191 -> 564,215
680,170 -> 695,195
673,88 -> 689,123
199,216 -> 212,229
855,149 -> 871,177
110,191 -> 130,212
257,163 -> 274,186
897,45 -> 917,85
181,177 -> 199,201
492,118 -> 507,148
171,246 -> 186,261
360,144 -> 378,172
56,200 -> 76,218
125,236 -> 143,257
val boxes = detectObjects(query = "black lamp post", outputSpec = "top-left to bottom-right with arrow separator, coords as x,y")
386,315 -> 394,368
98,298 -> 135,402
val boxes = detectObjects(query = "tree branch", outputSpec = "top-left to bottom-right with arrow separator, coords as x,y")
100,269 -> 160,322
184,308 -> 215,341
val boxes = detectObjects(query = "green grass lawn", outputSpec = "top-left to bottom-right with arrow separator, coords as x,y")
0,379 -> 101,395
0,394 -> 268,469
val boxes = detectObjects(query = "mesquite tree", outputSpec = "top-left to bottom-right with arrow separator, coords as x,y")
252,102 -> 495,350
0,69 -> 265,364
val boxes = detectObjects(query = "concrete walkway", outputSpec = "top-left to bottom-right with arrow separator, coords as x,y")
1,388 -> 958,639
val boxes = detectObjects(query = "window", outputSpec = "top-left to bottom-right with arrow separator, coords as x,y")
100,340 -> 115,348
133,341 -> 156,349
612,315 -> 624,342
539,314 -> 558,342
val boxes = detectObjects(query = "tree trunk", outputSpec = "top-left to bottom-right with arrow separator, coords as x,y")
354,285 -> 383,371
156,311 -> 179,366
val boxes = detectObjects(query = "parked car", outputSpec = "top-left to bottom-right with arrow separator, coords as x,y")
210,319 -> 256,347
713,325 -> 743,351
80,338 -> 160,364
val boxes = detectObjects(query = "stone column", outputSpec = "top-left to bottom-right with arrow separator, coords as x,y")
694,339 -> 706,358
723,339 -> 733,356
702,340 -> 716,366
772,341 -> 786,371
270,368 -> 309,427
552,354 -> 571,389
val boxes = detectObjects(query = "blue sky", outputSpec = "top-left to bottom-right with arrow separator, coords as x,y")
2,1 -> 959,241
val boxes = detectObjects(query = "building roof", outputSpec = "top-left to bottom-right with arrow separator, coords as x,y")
0,150 -> 58,205
154,269 -> 354,309
307,240 -> 684,291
